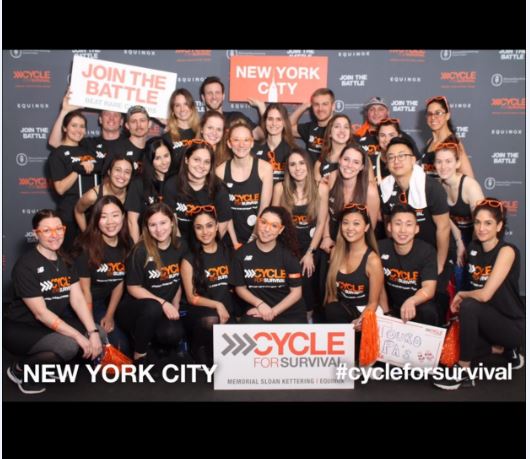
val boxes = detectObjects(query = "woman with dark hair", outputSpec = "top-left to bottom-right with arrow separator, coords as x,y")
116,203 -> 187,365
181,208 -> 234,366
272,148 -> 329,322
126,136 -> 173,242
48,110 -> 100,250
74,196 -> 132,355
322,143 -> 380,254
74,153 -> 133,231
434,199 -> 525,390
373,118 -> 403,185
314,114 -> 353,183
164,141 -> 233,243
4,210 -> 103,394
252,103 -> 297,184
230,206 -> 306,323
324,204 -> 383,328
422,95 -> 474,179
163,88 -> 201,174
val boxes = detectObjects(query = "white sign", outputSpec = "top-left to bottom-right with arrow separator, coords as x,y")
213,324 -> 355,390
377,315 -> 446,368
70,56 -> 177,119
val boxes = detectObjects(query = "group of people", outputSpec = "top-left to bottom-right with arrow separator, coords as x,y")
3,78 -> 524,394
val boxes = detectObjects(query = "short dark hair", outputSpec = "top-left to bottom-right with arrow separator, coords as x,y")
387,136 -> 414,152
200,76 -> 225,96
390,204 -> 417,221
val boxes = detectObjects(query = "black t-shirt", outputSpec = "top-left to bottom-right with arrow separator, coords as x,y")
297,121 -> 326,162
466,240 -> 524,319
382,176 -> 449,248
124,176 -> 165,214
100,137 -> 145,176
319,159 -> 339,180
378,238 -> 437,310
125,241 -> 187,301
85,134 -> 129,172
75,243 -> 127,301
230,241 -> 305,318
48,145 -> 99,217
252,140 -> 291,184
6,247 -> 79,324
163,175 -> 232,241
183,245 -> 233,310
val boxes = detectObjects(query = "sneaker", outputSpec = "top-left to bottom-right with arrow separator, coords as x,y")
503,348 -> 525,370
7,363 -> 46,395
433,364 -> 475,390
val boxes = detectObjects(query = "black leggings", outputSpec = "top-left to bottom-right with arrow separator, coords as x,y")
186,307 -> 224,366
459,298 -> 525,362
324,301 -> 361,323
116,298 -> 184,355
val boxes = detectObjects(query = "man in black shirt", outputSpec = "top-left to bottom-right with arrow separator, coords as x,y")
289,87 -> 335,162
378,204 -> 440,326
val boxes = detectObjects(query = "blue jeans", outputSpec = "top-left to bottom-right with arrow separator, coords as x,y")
93,299 -> 132,357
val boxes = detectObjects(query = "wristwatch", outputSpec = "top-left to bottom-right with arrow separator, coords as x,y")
86,329 -> 98,336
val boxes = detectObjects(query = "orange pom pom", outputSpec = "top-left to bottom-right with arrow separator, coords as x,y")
440,319 -> 460,367
359,309 -> 380,366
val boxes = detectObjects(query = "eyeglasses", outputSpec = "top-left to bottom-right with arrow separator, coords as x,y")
379,117 -> 400,125
435,142 -> 459,152
476,199 -> 504,210
386,153 -> 414,162
258,217 -> 284,232
426,95 -> 449,108
186,204 -> 217,216
344,202 -> 367,211
426,110 -> 447,118
35,226 -> 66,237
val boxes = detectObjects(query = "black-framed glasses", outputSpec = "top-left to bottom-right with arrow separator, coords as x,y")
387,153 -> 414,162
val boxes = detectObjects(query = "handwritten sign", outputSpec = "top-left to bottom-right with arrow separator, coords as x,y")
376,315 -> 446,368
229,56 -> 328,103
70,56 -> 177,118
214,324 -> 355,390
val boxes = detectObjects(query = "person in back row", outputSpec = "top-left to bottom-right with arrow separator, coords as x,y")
378,204 -> 439,326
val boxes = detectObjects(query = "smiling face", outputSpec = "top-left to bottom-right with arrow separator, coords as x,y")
201,82 -> 224,111
201,115 -> 224,147
257,211 -> 284,244
287,152 -> 308,182
193,212 -> 218,246
34,217 -> 65,252
330,116 -> 351,145
125,113 -> 150,138
311,94 -> 334,123
63,115 -> 86,144
339,147 -> 364,179
474,209 -> 503,244
98,203 -> 124,238
426,101 -> 450,131
434,148 -> 459,180
152,144 -> 172,179
367,104 -> 389,126
186,147 -> 212,181
265,108 -> 284,137
172,94 -> 193,123
340,211 -> 368,244
386,143 -> 415,179
388,212 -> 418,246
228,126 -> 254,158
99,111 -> 123,134
377,125 -> 399,152
108,159 -> 133,189
147,211 -> 173,245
